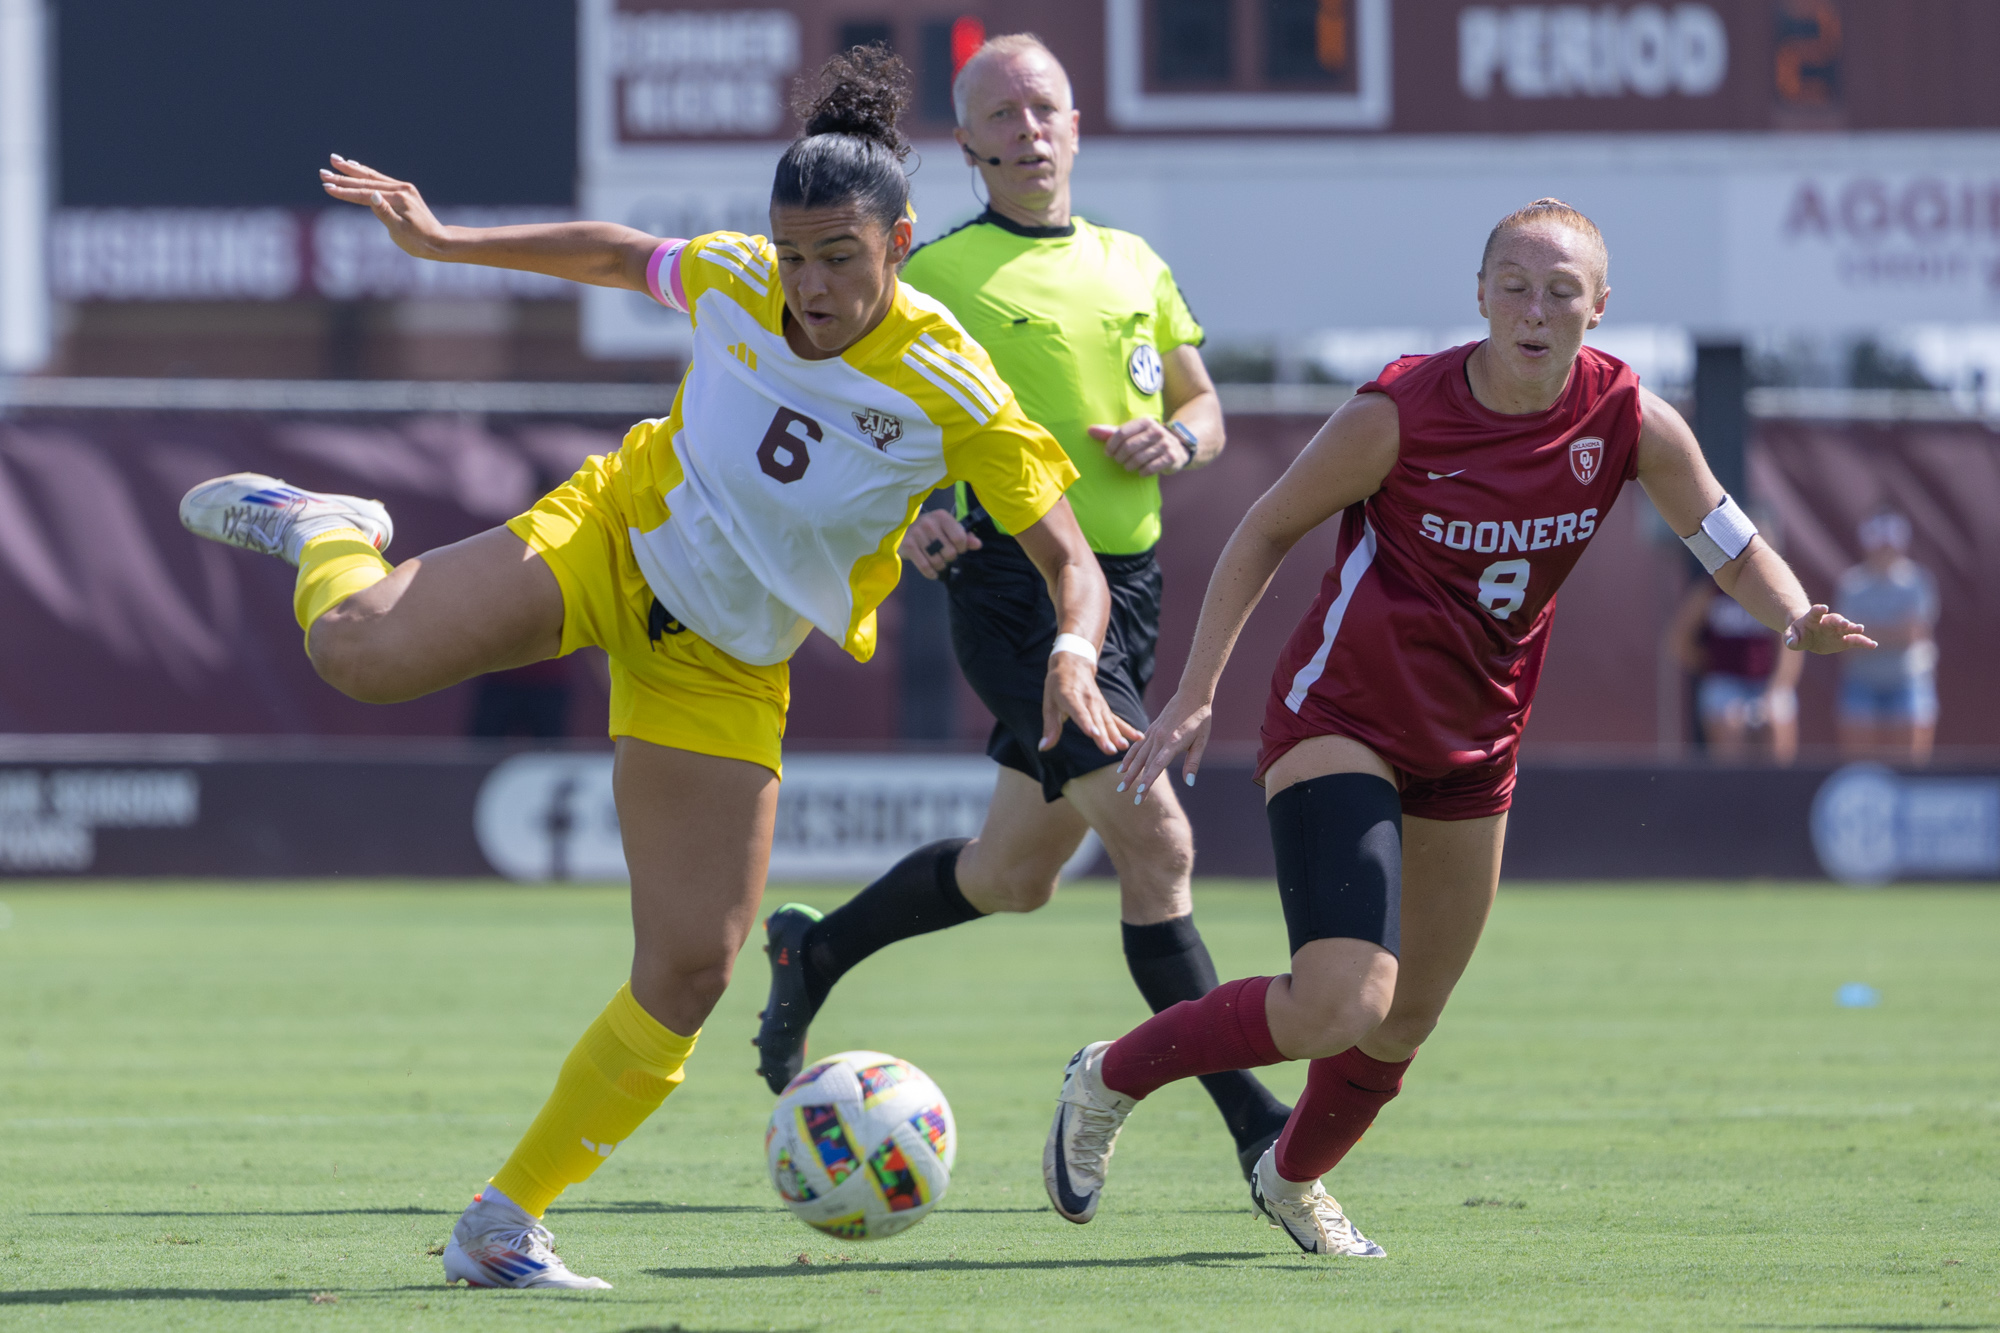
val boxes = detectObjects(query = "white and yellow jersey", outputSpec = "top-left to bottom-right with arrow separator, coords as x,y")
619,230 -> 1078,666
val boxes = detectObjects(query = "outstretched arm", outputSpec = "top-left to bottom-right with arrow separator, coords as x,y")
1117,391 -> 1400,796
1635,388 -> 1875,654
319,155 -> 661,293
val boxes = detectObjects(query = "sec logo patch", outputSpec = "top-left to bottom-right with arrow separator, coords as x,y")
1128,344 -> 1164,396
1569,436 -> 1604,485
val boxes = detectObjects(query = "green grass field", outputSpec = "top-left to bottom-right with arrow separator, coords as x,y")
1,881 -> 1996,1332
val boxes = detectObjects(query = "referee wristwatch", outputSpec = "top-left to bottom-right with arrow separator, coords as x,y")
1165,420 -> 1198,471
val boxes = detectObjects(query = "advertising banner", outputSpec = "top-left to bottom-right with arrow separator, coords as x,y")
1728,171 -> 2000,326
473,751 -> 1099,882
2,744 -> 1994,884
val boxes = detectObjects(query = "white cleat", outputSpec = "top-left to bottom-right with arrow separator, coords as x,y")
1043,1041 -> 1136,1224
440,1189 -> 612,1290
178,472 -> 392,567
1250,1148 -> 1387,1257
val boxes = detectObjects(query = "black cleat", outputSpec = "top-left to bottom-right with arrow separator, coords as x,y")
1236,1112 -> 1290,1185
754,903 -> 825,1095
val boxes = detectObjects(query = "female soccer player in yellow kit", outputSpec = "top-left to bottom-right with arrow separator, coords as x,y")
178,50 -> 1128,1289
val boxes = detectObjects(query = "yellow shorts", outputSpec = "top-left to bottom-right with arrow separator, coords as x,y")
506,448 -> 789,775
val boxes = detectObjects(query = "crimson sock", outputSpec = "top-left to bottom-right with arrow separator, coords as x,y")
1273,1046 -> 1414,1182
1121,918 -> 1291,1149
1099,976 -> 1285,1101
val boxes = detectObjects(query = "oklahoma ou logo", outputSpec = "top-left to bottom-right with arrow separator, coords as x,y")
1569,436 -> 1605,485
851,408 -> 903,451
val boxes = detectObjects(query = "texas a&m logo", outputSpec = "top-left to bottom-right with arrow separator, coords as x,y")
1569,436 -> 1605,485
851,409 -> 903,451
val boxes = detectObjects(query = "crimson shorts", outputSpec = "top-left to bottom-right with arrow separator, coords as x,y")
1258,736 -> 1517,822
1391,752 -> 1517,821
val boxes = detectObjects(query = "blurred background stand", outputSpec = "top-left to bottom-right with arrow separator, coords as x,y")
4,0 -> 2000,883
0,0 -> 51,375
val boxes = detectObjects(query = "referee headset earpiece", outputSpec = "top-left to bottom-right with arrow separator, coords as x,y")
961,142 -> 997,210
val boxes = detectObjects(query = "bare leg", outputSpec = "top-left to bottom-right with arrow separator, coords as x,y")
955,768 -> 1091,914
1767,715 -> 1799,766
1839,719 -> 1884,759
308,527 -> 565,704
1706,711 -> 1750,762
470,738 -> 776,1245
957,763 -> 1196,928
616,737 -> 779,1034
1062,766 -> 1195,927
1359,812 -> 1506,1062
1910,722 -> 1936,765
1878,720 -> 1926,766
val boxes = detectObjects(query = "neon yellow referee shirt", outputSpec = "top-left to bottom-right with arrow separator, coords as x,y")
901,211 -> 1204,555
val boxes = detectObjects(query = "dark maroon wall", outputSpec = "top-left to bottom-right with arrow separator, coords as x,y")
1753,418 -> 2000,747
3,410 -> 1994,751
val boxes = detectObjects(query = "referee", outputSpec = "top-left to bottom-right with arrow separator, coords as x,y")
755,34 -> 1291,1183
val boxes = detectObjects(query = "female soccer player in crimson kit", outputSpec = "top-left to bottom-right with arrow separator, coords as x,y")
1041,199 -> 1876,1256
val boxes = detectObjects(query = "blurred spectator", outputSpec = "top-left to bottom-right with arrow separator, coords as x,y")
1835,512 -> 1940,765
1669,580 -> 1801,764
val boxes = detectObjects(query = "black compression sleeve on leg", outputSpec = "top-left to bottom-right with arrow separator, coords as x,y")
801,838 -> 979,997
1123,915 -> 1291,1149
1267,773 -> 1403,957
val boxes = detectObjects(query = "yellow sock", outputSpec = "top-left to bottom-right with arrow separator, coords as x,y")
489,984 -> 698,1218
293,529 -> 392,634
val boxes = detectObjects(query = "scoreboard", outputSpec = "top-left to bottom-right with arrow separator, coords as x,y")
33,2 -> 2000,346
579,0 -> 2000,347
583,0 -> 1996,148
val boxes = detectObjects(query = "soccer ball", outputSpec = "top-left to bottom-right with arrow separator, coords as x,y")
765,1050 -> 956,1240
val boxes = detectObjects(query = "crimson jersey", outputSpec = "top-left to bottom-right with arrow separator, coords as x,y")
1258,342 -> 1644,797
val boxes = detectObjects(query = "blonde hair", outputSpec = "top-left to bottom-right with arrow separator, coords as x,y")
952,33 -> 1074,128
1480,198 -> 1609,292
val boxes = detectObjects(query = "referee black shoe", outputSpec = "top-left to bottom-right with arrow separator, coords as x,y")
1236,1117 -> 1288,1186
754,903 -> 824,1095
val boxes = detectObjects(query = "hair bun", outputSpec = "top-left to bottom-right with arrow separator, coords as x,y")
793,43 -> 911,161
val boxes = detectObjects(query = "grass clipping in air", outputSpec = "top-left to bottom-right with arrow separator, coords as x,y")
0,882 -> 1994,1330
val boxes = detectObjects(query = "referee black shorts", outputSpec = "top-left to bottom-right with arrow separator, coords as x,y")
944,530 -> 1160,803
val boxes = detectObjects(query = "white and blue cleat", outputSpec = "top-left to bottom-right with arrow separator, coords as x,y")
1250,1147 -> 1387,1257
441,1188 -> 611,1290
178,472 -> 392,566
1043,1041 -> 1135,1224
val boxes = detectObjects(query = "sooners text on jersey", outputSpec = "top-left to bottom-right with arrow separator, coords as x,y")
1259,342 -> 1644,785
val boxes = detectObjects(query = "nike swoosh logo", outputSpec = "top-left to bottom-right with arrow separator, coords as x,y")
1252,1177 -> 1315,1253
1050,1104 -> 1095,1217
1427,470 -> 1466,480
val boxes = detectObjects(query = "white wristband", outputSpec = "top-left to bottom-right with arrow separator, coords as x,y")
1682,493 -> 1758,574
1050,633 -> 1098,666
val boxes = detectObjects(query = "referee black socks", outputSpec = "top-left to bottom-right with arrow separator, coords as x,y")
802,838 -> 980,1001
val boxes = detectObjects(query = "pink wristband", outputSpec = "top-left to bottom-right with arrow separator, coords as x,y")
645,239 -> 688,311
